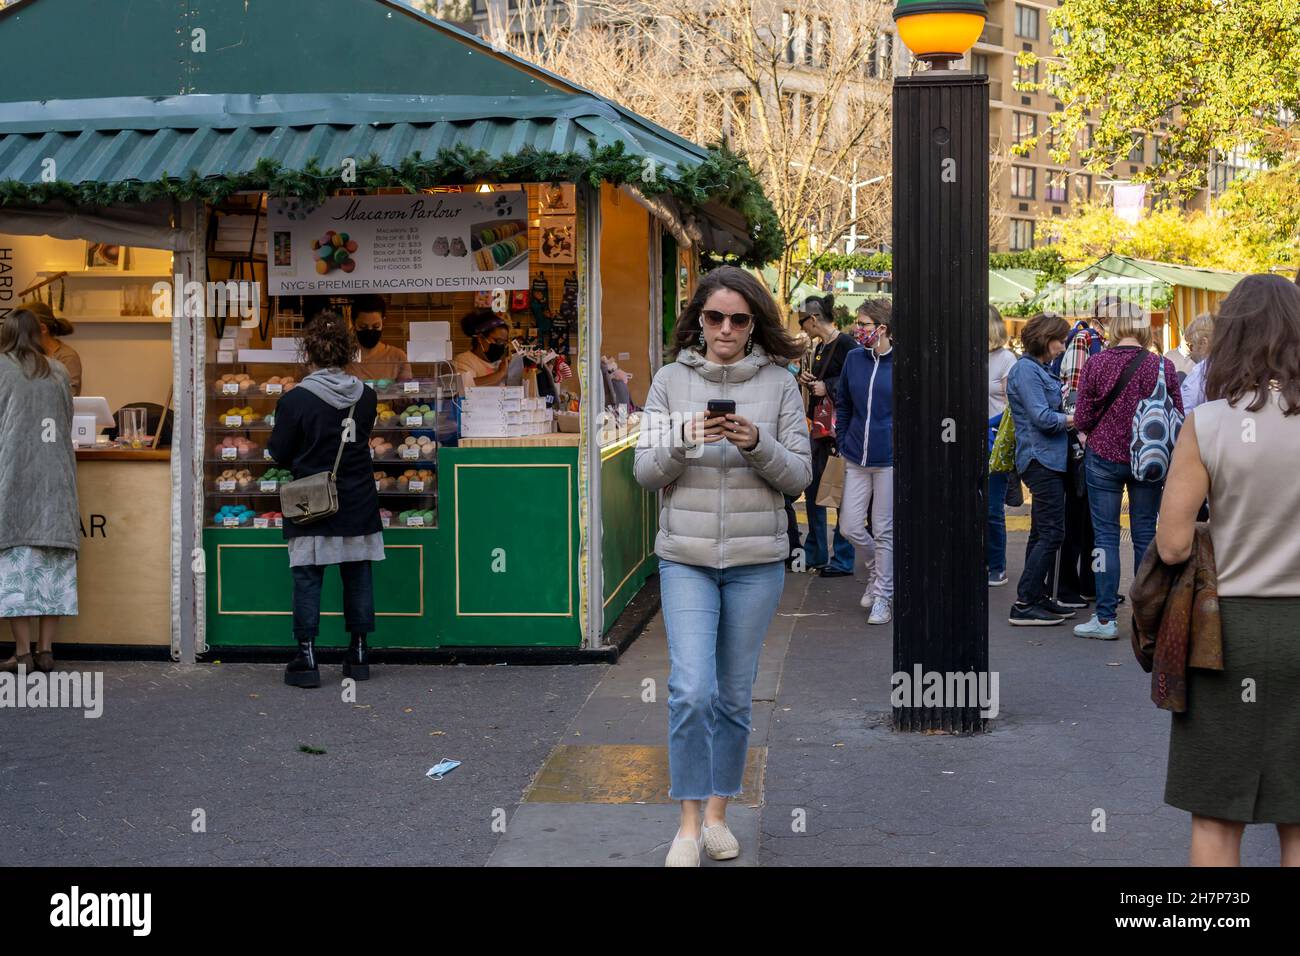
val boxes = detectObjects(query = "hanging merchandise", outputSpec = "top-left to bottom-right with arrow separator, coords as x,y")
560,273 -> 578,322
474,290 -> 493,309
510,289 -> 529,312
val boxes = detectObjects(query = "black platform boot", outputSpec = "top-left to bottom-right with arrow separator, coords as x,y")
342,633 -> 370,681
284,639 -> 321,688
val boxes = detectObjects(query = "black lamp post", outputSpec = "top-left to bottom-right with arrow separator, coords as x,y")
890,1 -> 991,733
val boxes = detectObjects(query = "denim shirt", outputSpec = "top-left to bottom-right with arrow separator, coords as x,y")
1006,353 -> 1067,473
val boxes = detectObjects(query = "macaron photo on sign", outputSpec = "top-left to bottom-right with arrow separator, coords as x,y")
267,192 -> 529,295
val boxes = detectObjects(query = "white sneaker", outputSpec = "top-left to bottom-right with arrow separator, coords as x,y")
1073,614 -> 1118,640
860,588 -> 874,609
988,571 -> 1008,587
701,822 -> 740,861
665,830 -> 702,867
868,597 -> 892,625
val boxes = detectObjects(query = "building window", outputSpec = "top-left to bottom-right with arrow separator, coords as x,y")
1013,60 -> 1039,87
971,52 -> 990,75
1012,166 -> 1036,199
1045,172 -> 1067,203
1015,4 -> 1040,40
869,32 -> 895,78
728,90 -> 751,133
1013,112 -> 1036,144
1073,173 -> 1093,203
1010,218 -> 1036,250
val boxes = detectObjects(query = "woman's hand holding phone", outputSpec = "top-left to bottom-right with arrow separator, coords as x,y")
722,413 -> 759,450
683,411 -> 725,445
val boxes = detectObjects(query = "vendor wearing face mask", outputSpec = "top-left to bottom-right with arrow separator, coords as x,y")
453,309 -> 510,388
348,294 -> 412,382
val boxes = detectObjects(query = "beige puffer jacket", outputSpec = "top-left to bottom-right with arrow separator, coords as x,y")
634,344 -> 812,569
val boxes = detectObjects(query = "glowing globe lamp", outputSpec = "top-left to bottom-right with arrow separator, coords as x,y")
893,0 -> 988,65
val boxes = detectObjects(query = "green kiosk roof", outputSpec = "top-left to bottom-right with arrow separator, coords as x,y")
0,0 -> 780,261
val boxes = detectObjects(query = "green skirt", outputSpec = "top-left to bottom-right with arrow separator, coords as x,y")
1165,597 -> 1300,823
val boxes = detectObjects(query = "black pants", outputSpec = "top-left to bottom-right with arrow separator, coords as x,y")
1017,460 -> 1066,607
1046,441 -> 1096,600
292,561 -> 375,641
783,494 -> 801,559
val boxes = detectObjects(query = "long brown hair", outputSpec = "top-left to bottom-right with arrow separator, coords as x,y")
0,309 -> 52,379
672,266 -> 803,364
1204,274 -> 1300,415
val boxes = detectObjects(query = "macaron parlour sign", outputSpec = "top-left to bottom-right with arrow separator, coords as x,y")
267,192 -> 530,295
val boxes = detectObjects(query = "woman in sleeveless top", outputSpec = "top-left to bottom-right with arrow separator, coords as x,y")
1155,274 -> 1300,866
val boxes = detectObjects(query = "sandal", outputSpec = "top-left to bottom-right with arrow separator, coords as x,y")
0,653 -> 34,674
33,650 -> 55,673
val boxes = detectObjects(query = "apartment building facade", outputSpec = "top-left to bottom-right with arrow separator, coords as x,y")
444,0 -> 1239,254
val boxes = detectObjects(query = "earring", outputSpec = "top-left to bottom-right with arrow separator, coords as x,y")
697,329 -> 705,348
745,336 -> 754,355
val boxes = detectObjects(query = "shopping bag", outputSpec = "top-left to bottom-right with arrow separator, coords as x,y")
816,453 -> 846,508
989,410 -> 1016,474
810,395 -> 835,440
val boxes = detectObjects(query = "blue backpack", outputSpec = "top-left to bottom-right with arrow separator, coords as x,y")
1130,358 -> 1183,482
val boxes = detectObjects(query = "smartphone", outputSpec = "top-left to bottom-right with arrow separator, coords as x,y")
706,399 -> 736,418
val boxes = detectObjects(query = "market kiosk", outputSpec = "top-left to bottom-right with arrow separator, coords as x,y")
0,0 -> 779,659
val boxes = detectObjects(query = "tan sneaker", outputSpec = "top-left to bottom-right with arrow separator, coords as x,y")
702,822 -> 740,861
665,831 -> 702,867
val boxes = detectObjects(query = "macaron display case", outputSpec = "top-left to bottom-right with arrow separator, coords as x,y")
205,360 -> 457,530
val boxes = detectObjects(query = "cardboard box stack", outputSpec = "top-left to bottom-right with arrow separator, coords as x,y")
460,385 -> 555,438
408,321 -> 452,362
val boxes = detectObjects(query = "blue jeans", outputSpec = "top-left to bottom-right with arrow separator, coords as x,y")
805,502 -> 856,571
291,560 -> 375,641
659,558 -> 786,801
1085,448 -> 1164,623
987,470 -> 1008,576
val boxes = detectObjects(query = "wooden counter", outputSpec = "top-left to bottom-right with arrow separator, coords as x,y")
75,448 -> 171,461
64,455 -> 172,647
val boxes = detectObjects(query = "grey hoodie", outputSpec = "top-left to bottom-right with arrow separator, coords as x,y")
298,367 -> 364,410
634,344 -> 811,569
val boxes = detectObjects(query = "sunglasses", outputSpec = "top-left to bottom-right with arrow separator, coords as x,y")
700,309 -> 753,330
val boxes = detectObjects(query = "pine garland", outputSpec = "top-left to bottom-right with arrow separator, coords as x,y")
0,139 -> 784,267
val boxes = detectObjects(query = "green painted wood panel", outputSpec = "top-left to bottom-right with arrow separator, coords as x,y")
439,445 -> 581,647
600,441 -> 657,627
204,526 -> 437,648
0,0 -> 560,103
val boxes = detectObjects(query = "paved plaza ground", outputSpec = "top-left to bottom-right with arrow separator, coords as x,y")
0,531 -> 1281,866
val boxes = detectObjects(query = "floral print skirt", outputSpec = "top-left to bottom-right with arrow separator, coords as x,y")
0,546 -> 79,618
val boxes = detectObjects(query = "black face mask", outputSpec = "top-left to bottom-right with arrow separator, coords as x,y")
356,328 -> 382,349
484,342 -> 507,362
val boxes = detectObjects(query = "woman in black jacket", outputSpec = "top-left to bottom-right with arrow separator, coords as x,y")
268,312 -> 383,687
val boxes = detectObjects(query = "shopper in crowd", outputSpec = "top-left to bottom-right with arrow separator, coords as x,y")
453,309 -> 510,388
634,265 -> 810,867
1005,312 -> 1075,626
835,299 -> 895,624
1178,313 -> 1215,413
269,311 -> 383,688
349,294 -> 412,382
796,294 -> 857,577
1156,274 -> 1300,866
1047,311 -> 1105,608
22,300 -> 82,397
1072,301 -> 1184,639
987,307 -> 1017,587
0,309 -> 80,674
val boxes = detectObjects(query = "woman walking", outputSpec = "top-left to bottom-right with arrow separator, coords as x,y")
1005,313 -> 1075,625
987,307 -> 1017,587
268,312 -> 383,687
635,266 -> 810,867
0,310 -> 80,673
1072,303 -> 1183,639
835,299 -> 895,623
1156,274 -> 1300,865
